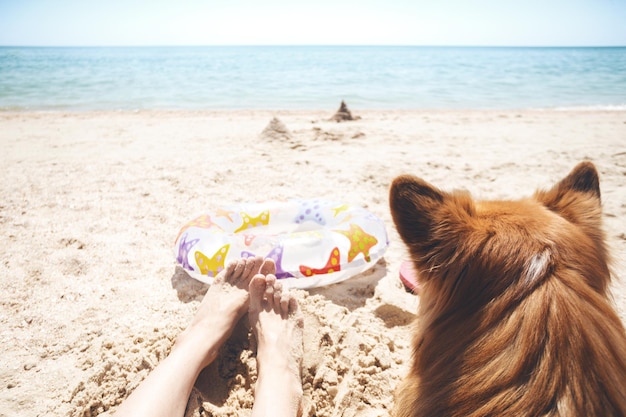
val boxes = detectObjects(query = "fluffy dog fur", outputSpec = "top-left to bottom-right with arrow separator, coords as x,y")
389,162 -> 626,417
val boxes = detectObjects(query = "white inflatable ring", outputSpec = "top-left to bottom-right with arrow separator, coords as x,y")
174,199 -> 388,289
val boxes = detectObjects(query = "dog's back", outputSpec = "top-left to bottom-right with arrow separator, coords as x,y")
389,162 -> 626,417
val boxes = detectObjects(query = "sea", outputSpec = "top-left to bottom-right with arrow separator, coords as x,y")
0,46 -> 625,111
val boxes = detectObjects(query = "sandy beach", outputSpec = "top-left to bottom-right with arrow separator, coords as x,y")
1,109 -> 625,417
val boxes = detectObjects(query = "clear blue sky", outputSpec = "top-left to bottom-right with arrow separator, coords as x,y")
1,0 -> 625,46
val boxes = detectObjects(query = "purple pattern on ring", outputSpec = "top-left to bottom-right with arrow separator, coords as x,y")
177,233 -> 200,271
241,244 -> 294,279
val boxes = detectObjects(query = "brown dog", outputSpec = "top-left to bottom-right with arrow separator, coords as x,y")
389,162 -> 626,417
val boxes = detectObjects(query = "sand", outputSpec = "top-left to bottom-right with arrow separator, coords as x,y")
0,109 -> 625,417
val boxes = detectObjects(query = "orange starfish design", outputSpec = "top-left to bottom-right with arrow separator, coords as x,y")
335,223 -> 378,262
214,208 -> 235,222
300,247 -> 341,277
175,214 -> 222,243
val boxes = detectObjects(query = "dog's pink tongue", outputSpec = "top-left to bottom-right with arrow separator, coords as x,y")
400,261 -> 421,295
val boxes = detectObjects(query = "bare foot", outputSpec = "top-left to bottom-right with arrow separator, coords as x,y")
249,272 -> 304,417
114,257 -> 275,417
175,256 -> 272,369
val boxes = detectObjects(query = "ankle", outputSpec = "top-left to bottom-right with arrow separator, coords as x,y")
255,372 -> 303,411
256,357 -> 302,391
173,327 -> 224,369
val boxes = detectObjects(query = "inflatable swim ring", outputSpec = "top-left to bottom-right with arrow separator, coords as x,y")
174,199 -> 388,289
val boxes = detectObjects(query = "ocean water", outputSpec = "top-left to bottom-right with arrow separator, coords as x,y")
0,46 -> 625,111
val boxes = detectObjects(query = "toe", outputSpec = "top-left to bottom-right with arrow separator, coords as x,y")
288,295 -> 302,323
231,258 -> 247,281
249,274 -> 267,314
239,256 -> 262,285
264,274 -> 276,304
215,260 -> 238,284
273,281 -> 283,313
260,257 -> 276,276
280,290 -> 290,316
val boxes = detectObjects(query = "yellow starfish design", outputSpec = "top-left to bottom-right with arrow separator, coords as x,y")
335,223 -> 378,262
194,244 -> 230,277
234,210 -> 270,233
332,204 -> 350,217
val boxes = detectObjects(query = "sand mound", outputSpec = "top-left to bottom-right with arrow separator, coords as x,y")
330,101 -> 360,122
260,117 -> 292,140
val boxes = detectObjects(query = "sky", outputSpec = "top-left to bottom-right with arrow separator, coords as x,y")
1,0 -> 625,47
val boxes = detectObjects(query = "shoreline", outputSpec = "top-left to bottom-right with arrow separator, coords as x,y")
1,109 -> 625,416
2,106 -> 626,114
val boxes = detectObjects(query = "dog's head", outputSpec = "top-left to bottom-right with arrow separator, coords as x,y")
389,162 -> 609,313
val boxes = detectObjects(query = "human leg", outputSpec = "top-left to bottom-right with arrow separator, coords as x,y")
115,256 -> 268,417
249,273 -> 304,417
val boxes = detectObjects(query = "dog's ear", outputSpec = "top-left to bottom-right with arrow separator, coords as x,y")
551,161 -> 600,200
389,175 -> 445,246
535,162 -> 602,226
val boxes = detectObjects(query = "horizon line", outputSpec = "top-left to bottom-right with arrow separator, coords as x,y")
1,43 -> 626,48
